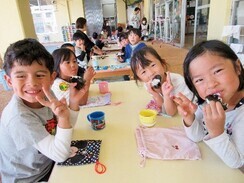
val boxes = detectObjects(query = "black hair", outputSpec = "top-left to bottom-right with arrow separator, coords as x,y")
119,32 -> 128,42
92,32 -> 98,39
131,46 -> 168,85
134,7 -> 140,12
126,25 -> 133,31
141,17 -> 147,24
128,28 -> 141,38
52,48 -> 77,78
3,38 -> 54,76
73,31 -> 86,41
61,43 -> 75,48
76,17 -> 87,29
184,39 -> 244,104
117,26 -> 123,33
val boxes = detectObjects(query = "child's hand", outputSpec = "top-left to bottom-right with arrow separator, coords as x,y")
203,101 -> 225,138
161,72 -> 173,98
84,66 -> 96,83
146,82 -> 163,108
117,56 -> 124,62
69,82 -> 89,111
173,92 -> 197,126
93,45 -> 103,55
36,87 -> 71,129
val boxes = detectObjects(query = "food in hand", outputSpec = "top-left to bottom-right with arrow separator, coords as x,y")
151,75 -> 162,89
205,93 -> 228,110
69,76 -> 86,90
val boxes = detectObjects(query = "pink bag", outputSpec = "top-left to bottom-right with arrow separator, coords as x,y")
135,126 -> 201,167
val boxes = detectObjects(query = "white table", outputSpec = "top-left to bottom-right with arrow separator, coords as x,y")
49,81 -> 244,183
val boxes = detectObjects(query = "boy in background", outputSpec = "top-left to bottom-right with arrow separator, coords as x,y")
123,28 -> 147,63
0,38 -> 86,182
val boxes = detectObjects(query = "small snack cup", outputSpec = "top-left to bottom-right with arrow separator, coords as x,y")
139,109 -> 157,127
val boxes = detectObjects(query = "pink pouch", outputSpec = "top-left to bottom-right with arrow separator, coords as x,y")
135,126 -> 201,167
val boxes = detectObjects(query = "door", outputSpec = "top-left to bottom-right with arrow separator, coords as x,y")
193,0 -> 210,45
155,0 -> 186,47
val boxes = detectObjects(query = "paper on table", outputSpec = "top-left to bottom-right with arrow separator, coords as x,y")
80,93 -> 111,108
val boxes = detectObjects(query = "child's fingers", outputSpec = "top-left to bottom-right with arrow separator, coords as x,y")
42,87 -> 55,102
166,72 -> 171,84
35,95 -> 50,108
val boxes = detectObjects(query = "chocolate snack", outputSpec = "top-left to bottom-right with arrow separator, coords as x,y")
69,76 -> 86,90
151,75 -> 162,89
205,94 -> 228,110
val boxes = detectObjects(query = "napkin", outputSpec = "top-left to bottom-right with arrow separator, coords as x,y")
135,126 -> 201,167
80,93 -> 111,108
57,140 -> 102,166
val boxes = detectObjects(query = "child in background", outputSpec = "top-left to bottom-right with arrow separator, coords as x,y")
139,17 -> 149,41
0,39 -> 85,182
117,33 -> 129,61
61,42 -> 75,53
117,26 -> 124,38
52,48 -> 95,106
110,27 -> 118,40
73,31 -> 89,69
92,32 -> 105,49
75,17 -> 103,61
131,46 -> 194,116
123,28 -> 147,63
173,40 -> 244,168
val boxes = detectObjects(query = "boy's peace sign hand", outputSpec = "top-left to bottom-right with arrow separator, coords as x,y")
161,72 -> 173,97
36,87 -> 70,121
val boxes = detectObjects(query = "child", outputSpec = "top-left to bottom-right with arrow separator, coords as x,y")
52,48 -> 95,106
117,26 -> 124,38
122,28 -> 147,63
131,46 -> 194,116
61,42 -> 75,53
129,7 -> 141,29
73,31 -> 88,68
173,40 -> 244,168
139,17 -> 149,41
92,32 -> 105,49
117,33 -> 129,61
75,17 -> 103,61
0,39 -> 86,182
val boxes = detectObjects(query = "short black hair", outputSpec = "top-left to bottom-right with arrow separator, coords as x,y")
3,38 -> 54,76
92,32 -> 98,39
73,31 -> 86,41
134,7 -> 140,12
119,32 -> 128,42
61,43 -> 74,48
128,28 -> 141,38
76,17 -> 87,29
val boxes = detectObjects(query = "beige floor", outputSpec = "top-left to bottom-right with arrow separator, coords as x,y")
146,41 -> 188,75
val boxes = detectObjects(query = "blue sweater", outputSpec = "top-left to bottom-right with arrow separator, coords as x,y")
124,42 -> 147,63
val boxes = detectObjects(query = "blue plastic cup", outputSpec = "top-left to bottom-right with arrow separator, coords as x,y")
87,111 -> 105,130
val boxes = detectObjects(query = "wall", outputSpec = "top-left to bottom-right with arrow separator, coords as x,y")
116,0 -> 127,24
207,0 -> 232,41
0,0 -> 36,56
68,0 -> 85,23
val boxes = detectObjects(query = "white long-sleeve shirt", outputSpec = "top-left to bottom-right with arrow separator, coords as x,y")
184,101 -> 244,168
